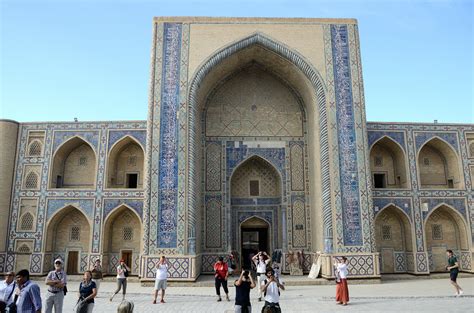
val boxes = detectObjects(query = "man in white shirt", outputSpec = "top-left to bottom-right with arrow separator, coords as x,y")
45,258 -> 67,313
261,268 -> 284,312
153,256 -> 169,304
0,271 -> 15,311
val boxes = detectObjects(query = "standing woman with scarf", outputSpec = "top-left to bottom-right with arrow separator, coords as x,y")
335,256 -> 349,306
78,270 -> 97,313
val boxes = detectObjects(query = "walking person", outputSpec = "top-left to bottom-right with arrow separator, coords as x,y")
90,259 -> 103,293
152,256 -> 169,304
77,271 -> 97,313
261,268 -> 284,313
109,259 -> 130,302
15,269 -> 42,313
334,256 -> 349,306
214,256 -> 230,302
45,258 -> 67,313
446,249 -> 464,296
234,269 -> 255,313
0,271 -> 15,313
252,251 -> 270,301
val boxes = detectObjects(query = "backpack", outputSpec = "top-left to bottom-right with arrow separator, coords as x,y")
261,302 -> 281,313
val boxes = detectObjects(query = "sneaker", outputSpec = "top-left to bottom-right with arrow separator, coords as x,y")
109,296 -> 113,302
459,290 -> 464,296
226,295 -> 230,302
160,299 -> 165,303
153,300 -> 157,304
217,297 -> 222,302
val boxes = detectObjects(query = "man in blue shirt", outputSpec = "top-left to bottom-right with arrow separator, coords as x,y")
15,269 -> 42,313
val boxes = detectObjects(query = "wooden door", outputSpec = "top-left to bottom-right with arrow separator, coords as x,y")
67,251 -> 79,274
381,248 -> 394,273
121,250 -> 133,274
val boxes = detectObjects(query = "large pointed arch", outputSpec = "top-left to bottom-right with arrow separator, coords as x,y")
424,203 -> 469,272
417,137 -> 463,189
102,204 -> 142,275
45,205 -> 92,274
50,136 -> 97,189
374,204 -> 414,273
187,32 -> 331,255
106,136 -> 145,189
370,136 -> 409,188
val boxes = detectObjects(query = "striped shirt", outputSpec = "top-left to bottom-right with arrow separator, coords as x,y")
16,280 -> 42,313
46,270 -> 67,293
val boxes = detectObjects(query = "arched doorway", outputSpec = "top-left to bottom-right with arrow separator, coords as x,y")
50,137 -> 97,189
370,137 -> 408,188
425,205 -> 468,272
418,138 -> 463,189
240,216 -> 270,270
230,156 -> 281,269
374,205 -> 413,273
106,137 -> 145,189
102,205 -> 142,275
45,206 -> 91,274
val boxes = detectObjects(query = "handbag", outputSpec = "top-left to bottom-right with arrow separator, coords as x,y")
6,295 -> 18,313
55,272 -> 67,295
123,266 -> 129,277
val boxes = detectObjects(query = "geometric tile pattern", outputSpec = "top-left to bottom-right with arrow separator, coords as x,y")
330,24 -> 362,246
394,252 -> 407,272
290,143 -> 305,191
368,131 -> 406,151
414,131 -> 459,152
460,251 -> 471,270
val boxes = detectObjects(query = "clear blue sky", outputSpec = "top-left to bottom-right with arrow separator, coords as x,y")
1,0 -> 472,123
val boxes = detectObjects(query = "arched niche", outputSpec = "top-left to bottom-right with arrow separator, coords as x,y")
374,205 -> 413,273
50,137 -> 97,189
106,137 -> 145,189
240,216 -> 271,270
418,138 -> 463,189
191,33 -> 326,255
102,205 -> 142,274
425,205 -> 468,272
45,206 -> 91,274
231,156 -> 281,199
370,137 -> 408,188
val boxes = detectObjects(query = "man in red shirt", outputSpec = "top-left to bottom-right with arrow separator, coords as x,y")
214,256 -> 230,302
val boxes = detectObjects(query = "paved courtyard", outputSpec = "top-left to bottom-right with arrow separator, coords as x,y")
34,276 -> 473,312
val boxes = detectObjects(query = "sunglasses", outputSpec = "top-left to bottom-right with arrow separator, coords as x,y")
6,274 -> 14,276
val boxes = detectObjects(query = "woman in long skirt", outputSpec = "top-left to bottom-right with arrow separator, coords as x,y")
335,256 -> 349,305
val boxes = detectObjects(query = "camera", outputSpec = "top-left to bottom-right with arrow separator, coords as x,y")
243,270 -> 249,279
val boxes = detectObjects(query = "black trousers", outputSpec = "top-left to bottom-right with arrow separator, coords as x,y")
215,277 -> 228,296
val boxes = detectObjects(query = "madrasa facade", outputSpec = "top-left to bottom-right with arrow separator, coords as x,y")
1,17 -> 473,281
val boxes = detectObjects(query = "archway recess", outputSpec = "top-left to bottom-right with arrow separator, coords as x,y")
370,137 -> 408,189
106,137 -> 145,189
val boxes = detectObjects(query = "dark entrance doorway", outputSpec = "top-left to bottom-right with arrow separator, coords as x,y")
241,226 -> 268,271
121,250 -> 133,274
66,251 -> 79,274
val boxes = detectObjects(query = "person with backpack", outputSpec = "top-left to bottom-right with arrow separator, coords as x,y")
45,258 -> 67,313
261,268 -> 284,313
110,259 -> 130,302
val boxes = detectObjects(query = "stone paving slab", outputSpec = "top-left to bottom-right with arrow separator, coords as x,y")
35,277 -> 473,312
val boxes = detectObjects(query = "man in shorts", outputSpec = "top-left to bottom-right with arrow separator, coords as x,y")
446,249 -> 463,296
153,256 -> 169,304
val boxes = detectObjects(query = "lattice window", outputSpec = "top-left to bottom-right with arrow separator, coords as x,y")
18,244 -> 31,253
469,142 -> 474,157
25,172 -> 39,189
249,180 -> 260,196
382,225 -> 392,240
20,213 -> 34,230
79,157 -> 87,166
28,140 -> 42,156
128,156 -> 137,166
70,226 -> 80,241
423,158 -> 430,166
432,224 -> 443,240
123,227 -> 133,241
374,156 -> 383,167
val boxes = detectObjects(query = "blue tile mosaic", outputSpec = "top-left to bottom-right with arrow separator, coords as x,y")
53,131 -> 99,153
414,132 -> 459,152
108,130 -> 147,151
331,24 -> 362,246
157,23 -> 182,248
372,198 -> 412,221
422,198 -> 466,220
103,199 -> 144,220
368,131 -> 406,151
46,199 -> 94,220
